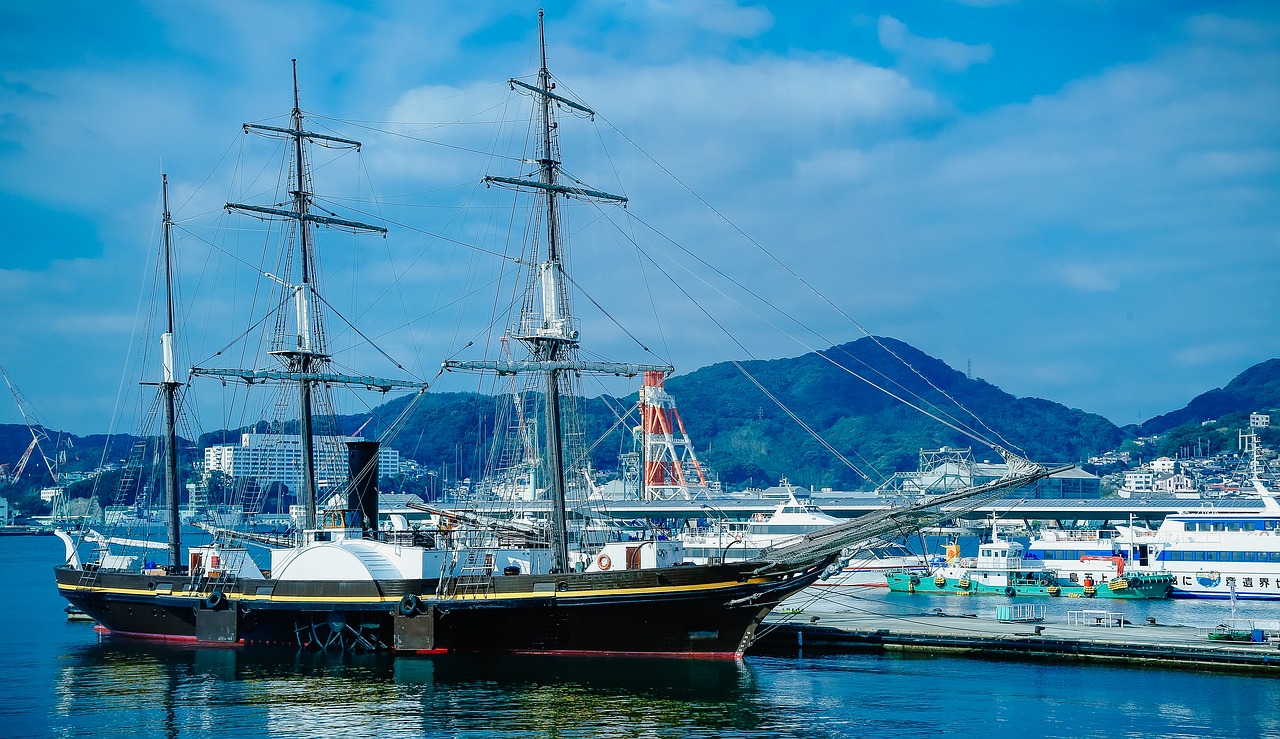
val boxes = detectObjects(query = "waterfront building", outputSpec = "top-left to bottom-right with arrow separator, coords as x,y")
202,432 -> 400,492
1123,470 -> 1155,493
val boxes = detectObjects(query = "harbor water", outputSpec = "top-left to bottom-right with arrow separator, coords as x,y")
6,535 -> 1280,738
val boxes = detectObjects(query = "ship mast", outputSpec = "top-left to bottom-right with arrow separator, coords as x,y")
193,61 -> 425,533
529,12 -> 573,573
287,61 -> 321,533
444,12 -> 669,573
159,173 -> 183,569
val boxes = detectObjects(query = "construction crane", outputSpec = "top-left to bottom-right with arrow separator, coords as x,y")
11,438 -> 40,483
1,362 -> 60,486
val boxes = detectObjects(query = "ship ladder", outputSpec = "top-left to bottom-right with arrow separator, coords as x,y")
77,438 -> 151,589
195,569 -> 238,601
445,549 -> 496,599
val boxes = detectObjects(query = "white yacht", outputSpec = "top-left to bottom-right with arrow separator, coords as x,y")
681,490 -> 839,564
812,541 -> 929,587
681,491 -> 927,584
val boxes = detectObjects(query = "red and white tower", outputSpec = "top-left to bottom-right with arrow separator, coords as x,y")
637,371 -> 710,500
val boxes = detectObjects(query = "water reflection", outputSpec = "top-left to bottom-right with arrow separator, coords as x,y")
53,643 -> 769,738
46,636 -> 1280,739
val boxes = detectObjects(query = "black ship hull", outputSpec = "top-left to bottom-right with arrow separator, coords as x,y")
55,557 -> 833,658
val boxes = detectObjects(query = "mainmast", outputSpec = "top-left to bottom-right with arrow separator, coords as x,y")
193,61 -> 423,534
159,173 -> 183,569
287,61 -> 321,534
444,12 -> 668,573
529,11 -> 573,574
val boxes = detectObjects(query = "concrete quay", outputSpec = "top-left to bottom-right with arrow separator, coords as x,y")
754,604 -> 1280,672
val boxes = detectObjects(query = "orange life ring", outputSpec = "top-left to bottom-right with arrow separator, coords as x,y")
597,554 -> 612,570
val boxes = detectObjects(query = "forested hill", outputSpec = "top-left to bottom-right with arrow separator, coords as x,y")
19,341 -> 1273,496
1139,358 -> 1280,435
366,337 -> 1123,491
656,337 -> 1123,490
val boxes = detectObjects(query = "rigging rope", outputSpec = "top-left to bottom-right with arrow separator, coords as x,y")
593,114 -> 1021,456
597,206 -> 1008,456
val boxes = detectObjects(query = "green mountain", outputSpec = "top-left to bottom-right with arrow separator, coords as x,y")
366,337 -> 1123,492
1121,358 -> 1280,462
1139,358 -> 1280,435
20,341 -> 1275,501
656,337 -> 1123,490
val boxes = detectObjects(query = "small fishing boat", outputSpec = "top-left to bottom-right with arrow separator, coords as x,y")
887,533 -> 1172,599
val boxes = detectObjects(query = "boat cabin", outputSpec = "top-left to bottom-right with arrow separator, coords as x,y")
189,545 -> 265,580
586,540 -> 685,572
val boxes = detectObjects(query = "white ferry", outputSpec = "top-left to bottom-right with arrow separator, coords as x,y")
1034,431 -> 1280,600
1113,492 -> 1280,599
1027,497 -> 1280,600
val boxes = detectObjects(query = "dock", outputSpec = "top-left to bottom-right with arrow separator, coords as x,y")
754,604 -> 1280,672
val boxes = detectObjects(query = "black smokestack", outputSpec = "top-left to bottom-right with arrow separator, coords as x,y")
346,440 -> 380,537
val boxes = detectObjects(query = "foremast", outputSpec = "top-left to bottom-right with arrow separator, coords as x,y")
159,174 -> 182,569
443,12 -> 668,573
192,61 -> 424,532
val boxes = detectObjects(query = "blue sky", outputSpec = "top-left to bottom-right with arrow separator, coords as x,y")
1,0 -> 1278,438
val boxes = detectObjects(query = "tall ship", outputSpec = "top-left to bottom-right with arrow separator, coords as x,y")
54,14 -> 1052,657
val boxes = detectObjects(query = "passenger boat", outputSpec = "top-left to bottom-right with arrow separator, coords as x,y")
1025,528 -> 1156,586
53,13 -> 1053,657
815,542 -> 929,587
1112,479 -> 1280,598
887,533 -> 1172,599
1032,433 -> 1280,600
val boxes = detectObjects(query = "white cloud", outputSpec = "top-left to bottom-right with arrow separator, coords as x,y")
1,4 -> 1278,433
877,16 -> 993,72
1172,340 -> 1260,367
